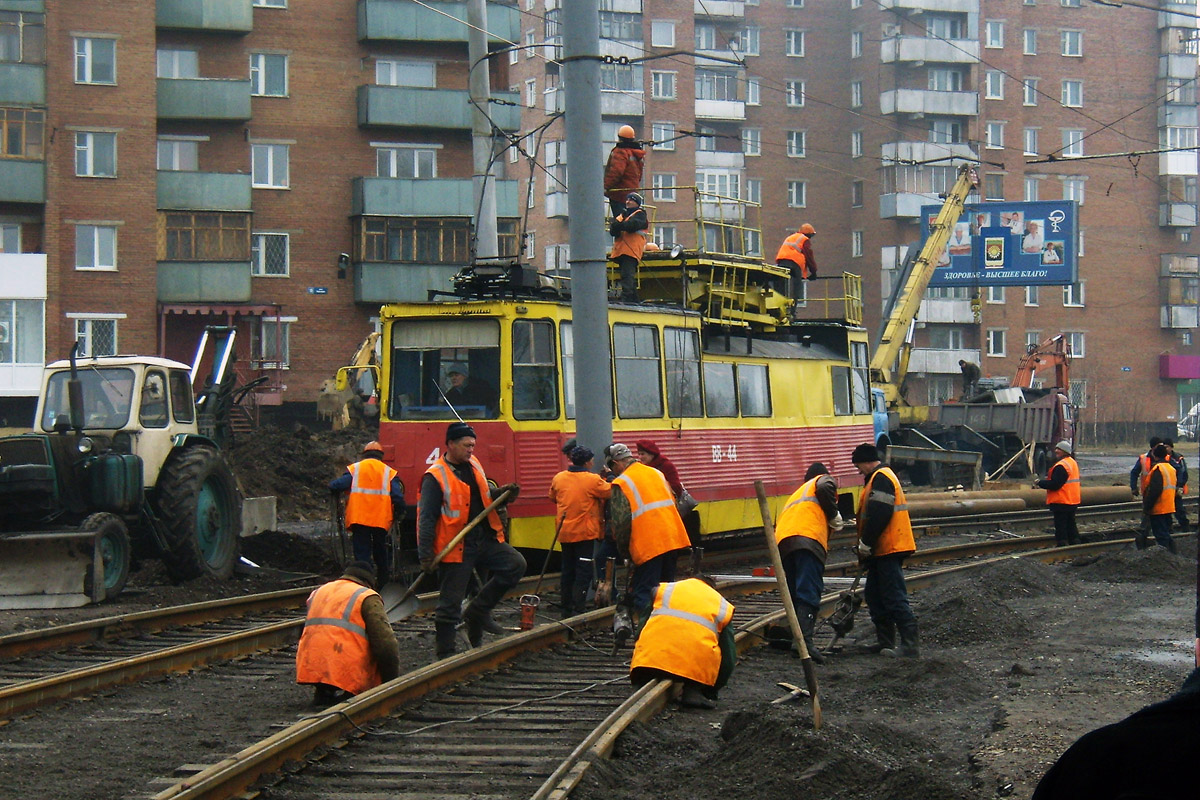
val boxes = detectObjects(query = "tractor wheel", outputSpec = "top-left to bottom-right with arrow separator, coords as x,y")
155,445 -> 241,581
83,512 -> 131,600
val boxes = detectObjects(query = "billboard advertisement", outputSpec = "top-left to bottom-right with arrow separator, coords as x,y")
922,200 -> 1078,288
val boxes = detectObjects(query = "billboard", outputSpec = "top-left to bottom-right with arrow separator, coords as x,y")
922,200 -> 1078,288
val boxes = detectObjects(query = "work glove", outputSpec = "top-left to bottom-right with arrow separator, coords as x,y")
608,221 -> 622,237
419,557 -> 433,573
828,512 -> 845,532
854,541 -> 873,560
494,483 -> 520,503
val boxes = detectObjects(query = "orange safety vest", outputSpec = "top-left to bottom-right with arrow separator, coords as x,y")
631,578 -> 734,687
549,469 -> 613,543
774,232 -> 810,277
420,455 -> 503,564
344,458 -> 398,530
610,209 -> 648,262
295,578 -> 382,695
1149,462 -> 1177,515
1045,456 -> 1081,506
613,461 -> 691,565
775,476 -> 829,550
856,466 -> 915,558
1138,453 -> 1153,493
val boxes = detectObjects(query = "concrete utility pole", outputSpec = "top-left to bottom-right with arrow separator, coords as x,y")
562,0 -> 614,458
468,0 -> 498,259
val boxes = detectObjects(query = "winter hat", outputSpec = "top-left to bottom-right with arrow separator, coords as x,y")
635,439 -> 660,457
1152,444 -> 1169,460
1054,440 -> 1073,455
569,446 -> 594,466
342,561 -> 377,589
850,443 -> 880,464
561,437 -> 577,456
626,192 -> 643,207
605,443 -> 634,462
446,421 -> 477,442
804,462 -> 829,481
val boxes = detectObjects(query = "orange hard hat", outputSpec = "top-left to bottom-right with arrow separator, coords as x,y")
800,223 -> 816,235
618,125 -> 636,139
363,441 -> 384,453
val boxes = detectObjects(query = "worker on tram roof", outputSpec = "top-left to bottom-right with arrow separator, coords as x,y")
610,192 -> 649,303
604,124 -> 646,219
774,223 -> 818,301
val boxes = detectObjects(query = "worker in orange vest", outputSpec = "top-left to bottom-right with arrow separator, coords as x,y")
329,441 -> 405,587
631,577 -> 736,709
1142,443 -> 1179,552
604,124 -> 646,218
549,446 -> 613,618
1033,440 -> 1082,547
296,561 -> 401,706
610,193 -> 649,302
774,223 -> 818,299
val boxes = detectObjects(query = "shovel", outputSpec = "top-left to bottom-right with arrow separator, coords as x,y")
383,488 -> 512,622
755,480 -> 822,731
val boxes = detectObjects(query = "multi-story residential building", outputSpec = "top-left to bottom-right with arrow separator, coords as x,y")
512,0 -> 1200,435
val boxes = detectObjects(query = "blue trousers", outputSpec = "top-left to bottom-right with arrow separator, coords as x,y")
349,524 -> 389,579
1149,514 -> 1175,549
781,548 -> 825,610
630,549 -> 685,611
559,539 -> 596,611
863,553 -> 915,628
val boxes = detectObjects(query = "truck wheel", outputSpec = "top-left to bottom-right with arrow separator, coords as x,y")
83,512 -> 130,600
1033,447 -> 1050,478
156,445 -> 241,581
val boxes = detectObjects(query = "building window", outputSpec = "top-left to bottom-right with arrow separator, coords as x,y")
740,26 -> 760,56
656,225 -> 677,247
376,145 -> 437,178
652,121 -> 675,150
157,138 -> 199,171
1063,281 -> 1084,307
852,180 -> 863,207
785,29 -> 805,57
850,81 -> 862,108
1061,129 -> 1084,158
600,11 -> 642,41
1023,127 -> 1039,156
987,286 -> 1005,304
74,318 -> 117,357
851,31 -> 863,58
376,59 -> 435,87
75,224 -> 117,270
356,217 -> 472,263
984,173 -> 1005,200
1065,331 -> 1085,358
928,327 -> 964,349
252,143 -> 289,188
696,69 -> 739,102
0,108 -> 45,159
745,178 -> 761,204
1069,379 -> 1087,409
928,68 -> 963,92
786,0 -> 805,6
75,131 -> 116,177
0,298 -> 43,365
1025,287 -> 1039,307
746,77 -> 760,105
985,20 -> 1004,48
0,11 -> 45,64
694,23 -> 717,50
985,70 -> 1004,100
524,29 -> 535,57
1061,30 -> 1082,57
651,173 -> 676,202
0,222 -> 17,251
1162,126 -> 1199,150
156,48 -> 197,79
524,78 -> 537,107
927,376 -> 955,405
1061,79 -> 1082,107
1063,176 -> 1084,205
929,118 -> 963,144
850,130 -> 863,158
786,80 -> 805,107
1026,331 -> 1042,350
1024,176 -> 1040,201
787,180 -> 807,208
251,232 -> 289,276
253,0 -> 288,7
650,20 -> 675,48
926,15 -> 963,39
985,121 -> 1005,149
741,128 -> 761,156
986,328 -> 1006,357
74,37 -> 116,84
249,52 -> 287,96
852,230 -> 863,257
1023,78 -> 1038,106
651,71 -> 676,99
1062,0 -> 1081,5
256,317 -> 293,369
160,212 -> 251,261
696,125 -> 716,152
787,130 -> 806,157
1023,29 -> 1037,55
696,169 -> 739,199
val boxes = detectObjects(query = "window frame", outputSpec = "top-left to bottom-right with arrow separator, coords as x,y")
251,142 -> 290,188
1023,28 -> 1037,55
74,130 -> 116,177
985,70 -> 1004,100
664,326 -> 703,418
785,79 -> 805,107
612,323 -> 663,419
1060,29 -> 1082,57
787,180 -> 807,208
986,328 -> 1007,357
652,121 -> 675,150
0,107 -> 45,159
251,231 -> 290,277
511,318 -> 559,421
786,129 -> 807,158
1061,129 -> 1084,158
1061,79 -> 1082,107
74,316 -> 119,358
650,70 -> 676,100
741,128 -> 761,157
651,172 -> 677,202
249,52 -> 288,97
737,363 -> 772,417
74,223 -> 118,271
74,36 -> 116,85
985,20 -> 1004,48
985,121 -> 1005,150
785,29 -> 805,57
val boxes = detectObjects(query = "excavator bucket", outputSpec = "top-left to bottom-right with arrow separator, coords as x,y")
0,530 -> 107,609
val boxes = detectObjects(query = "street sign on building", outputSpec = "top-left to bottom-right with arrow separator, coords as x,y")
924,200 -> 1078,288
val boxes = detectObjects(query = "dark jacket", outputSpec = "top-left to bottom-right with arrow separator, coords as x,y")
858,466 -> 897,549
1035,462 -> 1070,498
604,141 -> 646,202
778,473 -> 839,562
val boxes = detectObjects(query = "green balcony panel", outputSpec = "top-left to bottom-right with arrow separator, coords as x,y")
352,177 -> 517,217
0,159 -> 44,204
358,0 -> 518,44
357,85 -> 519,131
156,0 -> 252,32
355,262 -> 461,304
0,1 -> 45,11
157,261 -> 252,303
157,172 -> 252,212
0,63 -> 45,106
157,78 -> 252,120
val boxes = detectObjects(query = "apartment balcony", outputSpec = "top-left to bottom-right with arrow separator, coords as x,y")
882,140 -> 976,164
880,191 -> 939,219
157,78 -> 252,121
0,63 -> 44,106
352,177 -> 519,217
1159,105 -> 1199,128
880,88 -> 978,117
599,39 -> 642,61
0,159 -> 45,204
695,150 -> 744,169
918,298 -> 975,324
357,85 -> 520,131
0,253 -> 46,397
156,0 -> 252,32
1160,202 -> 1199,226
908,347 -> 981,375
357,0 -> 518,44
1160,150 -> 1199,176
878,0 -> 979,12
601,90 -> 645,117
157,261 -> 252,303
1160,53 -> 1198,79
695,98 -> 745,121
604,0 -> 643,12
156,171 -> 252,212
1160,2 -> 1200,28
694,0 -> 744,17
881,36 -> 979,65
1162,306 -> 1200,329
546,191 -> 569,219
356,262 -> 468,304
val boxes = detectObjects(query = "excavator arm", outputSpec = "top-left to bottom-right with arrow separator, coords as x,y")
1014,333 -> 1070,391
318,333 -> 381,430
870,164 -> 979,408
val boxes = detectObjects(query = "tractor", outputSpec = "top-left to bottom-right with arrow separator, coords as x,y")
0,338 -> 244,608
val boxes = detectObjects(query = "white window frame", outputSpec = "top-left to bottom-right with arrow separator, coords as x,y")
1023,127 -> 1039,156
524,77 -> 537,107
851,230 -> 863,258
1023,78 -> 1039,106
1061,79 -> 1082,107
656,225 -> 677,248
852,180 -> 863,207
1063,176 -> 1085,205
650,20 -> 675,48
785,29 -> 805,57
986,328 -> 1007,357
741,128 -> 761,156
787,130 -> 807,158
1063,281 -> 1085,307
74,131 -> 116,177
985,121 -> 1005,149
375,59 -> 436,88
1024,176 -> 1040,201
249,52 -> 288,97
74,224 -> 117,271
745,178 -> 761,205
1065,331 -> 1085,358
156,136 -> 202,172
694,24 -> 717,51
985,71 -> 1004,100
851,130 -> 863,158
253,0 -> 287,7
1062,129 -> 1084,158
74,36 -> 116,85
651,71 -> 676,100
71,316 -> 121,358
746,77 -> 760,105
985,20 -> 1004,48
524,29 -> 535,58
257,316 -> 295,369
1025,287 -> 1040,307
787,180 -> 807,208
652,121 -> 675,150
1061,30 -> 1082,57
987,286 -> 1006,304
1023,29 -> 1037,55
374,143 -> 439,178
651,173 -> 676,202
251,232 -> 290,277
850,81 -> 862,108
251,142 -> 290,188
851,30 -> 863,58
740,26 -> 760,57
785,80 -> 805,107
156,48 -> 198,79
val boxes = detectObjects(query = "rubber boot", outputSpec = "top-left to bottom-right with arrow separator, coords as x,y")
796,604 -> 826,664
680,683 -> 717,709
1165,536 -> 1178,554
883,621 -> 921,658
864,622 -> 896,654
434,622 -> 458,660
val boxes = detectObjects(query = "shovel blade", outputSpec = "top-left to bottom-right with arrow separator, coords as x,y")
386,592 -> 420,623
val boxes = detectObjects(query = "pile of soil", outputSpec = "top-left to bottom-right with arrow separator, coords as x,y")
1069,541 -> 1197,584
228,424 -> 374,519
240,529 -> 341,576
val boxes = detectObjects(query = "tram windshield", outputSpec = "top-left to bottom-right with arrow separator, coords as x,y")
389,319 -> 501,420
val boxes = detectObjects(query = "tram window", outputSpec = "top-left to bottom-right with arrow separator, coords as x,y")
703,362 -> 737,417
389,319 -> 500,420
614,323 -> 663,418
561,322 -> 576,419
512,319 -> 558,420
737,364 -> 771,416
664,327 -> 702,417
850,341 -> 871,414
832,366 -> 852,415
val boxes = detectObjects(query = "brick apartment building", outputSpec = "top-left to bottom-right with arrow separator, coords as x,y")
511,0 -> 1200,435
1,0 -> 1199,436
